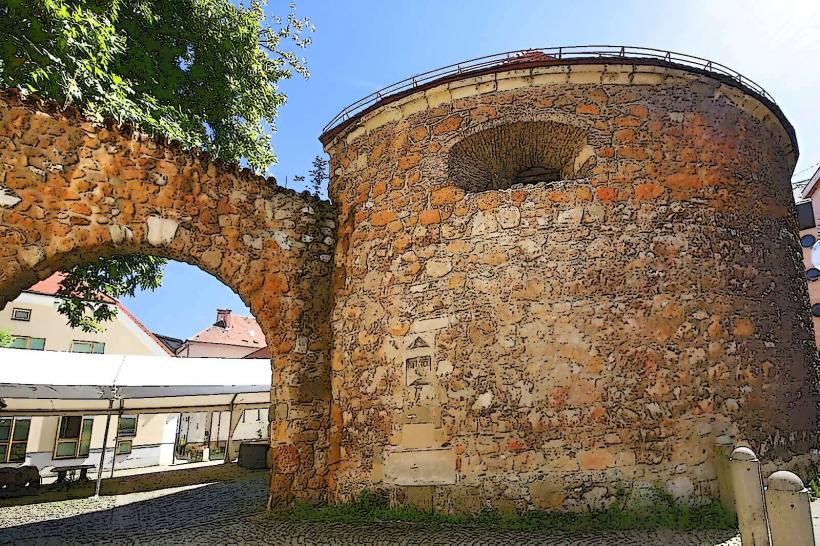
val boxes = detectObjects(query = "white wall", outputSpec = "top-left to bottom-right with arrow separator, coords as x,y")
1,413 -> 178,476
0,292 -> 168,356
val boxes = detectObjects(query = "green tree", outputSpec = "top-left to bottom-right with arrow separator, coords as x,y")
0,329 -> 12,348
0,0 -> 313,331
308,154 -> 328,197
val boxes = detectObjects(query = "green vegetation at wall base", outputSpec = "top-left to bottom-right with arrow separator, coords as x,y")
269,489 -> 738,533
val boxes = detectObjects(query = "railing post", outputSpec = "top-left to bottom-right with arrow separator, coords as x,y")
765,471 -> 815,546
730,447 -> 770,546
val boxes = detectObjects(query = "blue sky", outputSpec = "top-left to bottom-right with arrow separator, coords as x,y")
122,0 -> 820,340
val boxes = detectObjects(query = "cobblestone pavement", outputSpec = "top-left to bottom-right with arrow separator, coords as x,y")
0,471 -> 741,545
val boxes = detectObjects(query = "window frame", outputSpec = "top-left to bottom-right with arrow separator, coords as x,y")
117,415 -> 137,438
10,308 -> 31,321
0,417 -> 31,463
70,340 -> 105,354
10,335 -> 46,350
116,439 -> 132,455
53,416 -> 94,459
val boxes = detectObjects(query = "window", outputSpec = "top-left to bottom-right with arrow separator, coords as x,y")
812,304 -> 820,318
116,440 -> 132,455
117,416 -> 137,437
801,234 -> 817,248
0,417 -> 31,463
11,336 -> 45,350
447,121 -> 589,192
807,268 -> 820,282
54,416 -> 93,459
11,308 -> 31,321
70,340 -> 105,354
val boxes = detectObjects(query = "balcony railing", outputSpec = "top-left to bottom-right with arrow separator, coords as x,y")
322,45 -> 774,134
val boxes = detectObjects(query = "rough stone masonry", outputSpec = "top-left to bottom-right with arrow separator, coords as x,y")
1,51 -> 819,513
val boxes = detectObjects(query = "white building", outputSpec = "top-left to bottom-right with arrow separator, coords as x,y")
0,274 -> 269,477
0,350 -> 271,480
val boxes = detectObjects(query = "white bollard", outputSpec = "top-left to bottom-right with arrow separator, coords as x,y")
730,447 -> 770,546
714,435 -> 736,514
765,470 -> 815,546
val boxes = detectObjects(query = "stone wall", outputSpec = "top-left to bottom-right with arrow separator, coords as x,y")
2,56 -> 818,514
0,89 -> 334,506
322,62 -> 819,511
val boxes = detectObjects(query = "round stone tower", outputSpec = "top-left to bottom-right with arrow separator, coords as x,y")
320,48 -> 818,512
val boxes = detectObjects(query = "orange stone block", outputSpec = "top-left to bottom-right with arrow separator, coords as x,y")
371,210 -> 397,226
409,126 -> 429,142
431,186 -> 464,205
576,103 -> 600,115
596,187 -> 618,202
398,153 -> 422,170
579,449 -> 613,470
432,115 -> 463,135
476,192 -> 503,210
667,173 -> 700,190
372,180 -> 387,197
634,182 -> 664,201
419,209 -> 441,225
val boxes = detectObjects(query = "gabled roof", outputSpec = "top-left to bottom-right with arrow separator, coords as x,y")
188,313 -> 266,349
24,272 -> 174,356
154,333 -> 185,354
800,166 -> 820,200
27,273 -> 116,304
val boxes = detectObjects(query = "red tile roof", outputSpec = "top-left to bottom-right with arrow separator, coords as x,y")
243,346 -> 271,359
25,273 -> 174,355
27,273 -> 117,304
188,310 -> 266,349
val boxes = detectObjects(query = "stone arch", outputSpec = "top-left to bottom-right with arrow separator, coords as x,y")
0,89 -> 335,505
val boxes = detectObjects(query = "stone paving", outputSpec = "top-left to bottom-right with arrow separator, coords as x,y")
0,471 -> 742,545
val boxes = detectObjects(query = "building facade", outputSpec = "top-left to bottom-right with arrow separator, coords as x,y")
175,309 -> 267,358
0,273 -> 180,472
0,273 -> 171,356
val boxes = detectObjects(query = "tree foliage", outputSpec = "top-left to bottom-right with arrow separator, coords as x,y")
308,154 -> 328,197
0,329 -> 12,348
0,0 -> 313,331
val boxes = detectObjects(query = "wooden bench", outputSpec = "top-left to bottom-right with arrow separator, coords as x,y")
54,464 -> 95,484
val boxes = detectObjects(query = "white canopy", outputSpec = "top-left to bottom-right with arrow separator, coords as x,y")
0,348 -> 271,415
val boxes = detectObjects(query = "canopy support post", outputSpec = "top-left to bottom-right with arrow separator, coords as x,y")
94,398 -> 114,498
224,394 -> 241,463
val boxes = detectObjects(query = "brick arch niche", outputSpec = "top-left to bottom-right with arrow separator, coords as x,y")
0,89 -> 334,506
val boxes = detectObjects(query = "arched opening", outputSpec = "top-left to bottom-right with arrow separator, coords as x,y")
0,259 -> 272,492
447,120 -> 593,192
0,94 -> 335,509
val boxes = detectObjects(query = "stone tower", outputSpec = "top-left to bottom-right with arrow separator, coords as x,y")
320,50 -> 818,510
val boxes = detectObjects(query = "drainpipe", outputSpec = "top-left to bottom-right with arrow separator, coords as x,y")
94,397 -> 114,498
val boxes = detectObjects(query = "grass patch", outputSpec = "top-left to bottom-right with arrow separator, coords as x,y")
808,476 -> 820,500
271,489 -> 737,534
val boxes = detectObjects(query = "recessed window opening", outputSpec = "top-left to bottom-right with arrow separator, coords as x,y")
11,308 -> 31,321
447,121 -> 592,193
514,166 -> 562,186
